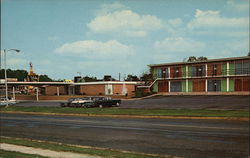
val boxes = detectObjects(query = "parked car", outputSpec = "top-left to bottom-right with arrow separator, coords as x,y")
0,97 -> 17,106
60,96 -> 121,108
90,96 -> 121,108
60,97 -> 94,108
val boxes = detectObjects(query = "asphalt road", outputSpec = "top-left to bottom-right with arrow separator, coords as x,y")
0,113 -> 249,158
15,95 -> 249,110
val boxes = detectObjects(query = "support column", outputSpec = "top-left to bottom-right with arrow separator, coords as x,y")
168,81 -> 171,92
12,87 -> 15,100
205,79 -> 208,92
226,62 -> 229,76
186,65 -> 188,78
227,78 -> 229,92
168,67 -> 170,79
186,79 -> 188,92
226,62 -> 230,92
185,65 -> 189,93
57,87 -> 60,96
205,64 -> 208,77
36,87 -> 39,101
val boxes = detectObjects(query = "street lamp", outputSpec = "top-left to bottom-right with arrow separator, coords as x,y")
4,49 -> 20,107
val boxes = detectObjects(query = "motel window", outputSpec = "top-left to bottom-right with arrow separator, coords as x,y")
157,68 -> 162,78
235,61 -> 250,75
191,65 -> 205,77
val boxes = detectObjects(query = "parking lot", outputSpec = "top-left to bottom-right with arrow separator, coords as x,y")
13,95 -> 249,110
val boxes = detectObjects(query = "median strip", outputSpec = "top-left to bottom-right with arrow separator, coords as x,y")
0,106 -> 249,121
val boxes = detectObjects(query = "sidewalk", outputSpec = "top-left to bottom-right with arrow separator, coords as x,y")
0,143 -> 101,158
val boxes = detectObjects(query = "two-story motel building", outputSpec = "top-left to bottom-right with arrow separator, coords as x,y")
146,56 -> 250,93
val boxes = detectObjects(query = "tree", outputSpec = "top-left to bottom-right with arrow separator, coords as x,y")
140,72 -> 153,85
0,69 -> 28,81
39,75 -> 53,82
125,74 -> 140,81
83,76 -> 98,82
0,69 -> 55,82
187,56 -> 197,62
197,56 -> 208,61
187,56 -> 208,62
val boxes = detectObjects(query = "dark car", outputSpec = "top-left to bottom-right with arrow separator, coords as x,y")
60,96 -> 121,108
90,96 -> 121,108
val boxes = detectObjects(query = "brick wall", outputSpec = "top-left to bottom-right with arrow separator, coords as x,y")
113,84 -> 135,96
45,86 -> 66,95
80,85 -> 105,95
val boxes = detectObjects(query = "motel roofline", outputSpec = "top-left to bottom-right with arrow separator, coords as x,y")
0,81 -> 140,86
74,81 -> 140,85
148,56 -> 250,68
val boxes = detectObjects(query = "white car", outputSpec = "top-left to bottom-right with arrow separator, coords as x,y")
0,97 -> 17,106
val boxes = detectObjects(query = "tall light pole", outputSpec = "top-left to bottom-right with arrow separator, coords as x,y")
4,49 -> 20,107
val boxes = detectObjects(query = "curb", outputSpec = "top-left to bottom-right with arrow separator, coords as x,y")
1,111 -> 249,121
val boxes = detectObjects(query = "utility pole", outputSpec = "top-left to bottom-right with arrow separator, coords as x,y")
119,73 -> 121,81
0,50 -> 2,69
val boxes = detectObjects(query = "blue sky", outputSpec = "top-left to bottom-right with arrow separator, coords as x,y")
1,0 -> 249,80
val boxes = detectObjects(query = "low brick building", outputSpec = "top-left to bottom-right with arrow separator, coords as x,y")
74,81 -> 137,96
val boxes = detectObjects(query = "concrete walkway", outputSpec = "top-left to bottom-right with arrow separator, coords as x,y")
0,143 -> 101,158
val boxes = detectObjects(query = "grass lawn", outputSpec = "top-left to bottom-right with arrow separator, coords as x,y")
0,150 -> 48,158
0,137 -> 167,158
0,106 -> 249,117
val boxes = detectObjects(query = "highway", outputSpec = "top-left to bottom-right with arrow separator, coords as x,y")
0,113 -> 249,158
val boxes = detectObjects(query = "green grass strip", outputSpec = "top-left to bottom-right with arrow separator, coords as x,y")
0,137 -> 168,158
0,150 -> 48,158
0,106 -> 249,117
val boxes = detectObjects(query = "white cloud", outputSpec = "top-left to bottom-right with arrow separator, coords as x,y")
154,37 -> 205,53
87,9 -> 163,37
55,40 -> 134,58
188,9 -> 248,29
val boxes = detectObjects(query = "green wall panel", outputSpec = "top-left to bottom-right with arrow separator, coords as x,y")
152,81 -> 158,93
221,79 -> 227,92
182,66 -> 186,78
222,64 -> 227,75
229,63 -> 235,75
188,80 -> 193,92
229,79 -> 234,91
152,68 -> 157,79
182,81 -> 186,92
